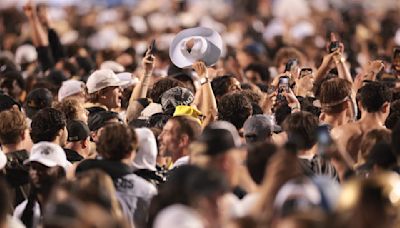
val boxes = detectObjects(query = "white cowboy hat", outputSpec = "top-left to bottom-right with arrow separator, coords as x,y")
169,27 -> 223,68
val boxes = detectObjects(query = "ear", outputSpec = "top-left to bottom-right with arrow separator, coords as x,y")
81,138 -> 88,149
179,134 -> 190,148
381,102 -> 390,114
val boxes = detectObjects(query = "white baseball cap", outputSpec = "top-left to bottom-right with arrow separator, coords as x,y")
26,142 -> 71,171
15,44 -> 38,65
100,61 -> 125,73
58,80 -> 85,102
86,69 -> 129,94
116,72 -> 139,89
169,27 -> 223,68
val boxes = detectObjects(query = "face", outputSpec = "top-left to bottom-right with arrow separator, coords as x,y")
59,126 -> 68,147
101,86 -> 123,109
227,78 -> 241,93
245,70 -> 262,84
159,120 -> 181,160
29,162 -> 61,190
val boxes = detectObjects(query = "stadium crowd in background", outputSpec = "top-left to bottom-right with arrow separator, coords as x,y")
0,0 -> 400,227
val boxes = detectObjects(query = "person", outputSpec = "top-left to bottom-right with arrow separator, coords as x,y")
64,120 -> 91,162
282,112 -> 338,180
191,121 -> 247,209
85,69 -> 128,111
148,165 -> 229,228
14,141 -> 70,228
0,109 -> 31,207
75,123 -> 157,227
0,71 -> 26,102
57,80 -> 86,103
332,82 -> 392,163
0,94 -> 21,113
218,92 -> 253,130
53,97 -> 88,123
133,128 -> 166,187
242,114 -> 274,144
318,78 -> 353,128
30,107 -> 68,147
87,110 -> 121,143
356,143 -> 398,176
24,88 -> 53,120
211,75 -> 242,102
158,116 -> 202,168
240,142 -> 277,215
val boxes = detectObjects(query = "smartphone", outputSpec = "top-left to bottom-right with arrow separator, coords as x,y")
148,39 -> 156,55
277,76 -> 289,101
329,41 -> 340,53
316,125 -> 333,157
300,68 -> 312,78
284,59 -> 298,73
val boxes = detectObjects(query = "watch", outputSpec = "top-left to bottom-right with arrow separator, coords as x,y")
200,77 -> 209,85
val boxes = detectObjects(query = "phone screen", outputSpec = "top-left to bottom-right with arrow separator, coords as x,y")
316,125 -> 332,156
329,41 -> 339,53
278,77 -> 289,92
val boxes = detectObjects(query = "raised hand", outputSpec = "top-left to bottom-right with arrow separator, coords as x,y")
192,61 -> 208,78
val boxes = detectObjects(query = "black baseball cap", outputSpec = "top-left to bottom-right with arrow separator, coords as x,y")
87,111 -> 121,132
25,88 -> 53,119
67,120 -> 90,142
0,94 -> 21,112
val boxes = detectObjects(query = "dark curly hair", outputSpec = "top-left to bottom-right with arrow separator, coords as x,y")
30,108 -> 66,143
96,124 -> 138,161
359,81 -> 392,113
218,92 -> 252,129
211,75 -> 236,98
149,78 -> 183,103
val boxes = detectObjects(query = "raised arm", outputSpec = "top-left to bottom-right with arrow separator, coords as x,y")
192,61 -> 218,127
126,48 -> 155,122
23,0 -> 48,47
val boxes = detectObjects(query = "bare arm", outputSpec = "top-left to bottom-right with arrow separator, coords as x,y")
24,1 -> 48,47
126,49 -> 155,122
192,61 -> 218,127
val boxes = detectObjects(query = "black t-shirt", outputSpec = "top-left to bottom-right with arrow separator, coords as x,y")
64,148 -> 84,163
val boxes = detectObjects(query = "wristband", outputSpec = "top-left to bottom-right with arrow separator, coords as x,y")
200,77 -> 209,85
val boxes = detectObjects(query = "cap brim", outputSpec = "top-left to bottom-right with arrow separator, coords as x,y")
25,158 -> 71,171
169,27 -> 223,68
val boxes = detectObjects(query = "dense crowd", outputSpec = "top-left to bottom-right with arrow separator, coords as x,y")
0,0 -> 400,227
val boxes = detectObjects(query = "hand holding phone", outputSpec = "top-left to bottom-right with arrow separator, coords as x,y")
300,68 -> 313,78
277,76 -> 289,102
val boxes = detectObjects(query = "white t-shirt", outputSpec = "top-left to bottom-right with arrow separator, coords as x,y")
14,200 -> 41,228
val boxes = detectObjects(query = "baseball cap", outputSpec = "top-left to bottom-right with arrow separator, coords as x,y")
243,114 -> 274,144
116,72 -> 139,88
100,61 -> 125,73
86,69 -> 128,94
161,87 -> 194,115
0,94 -> 21,112
25,88 -> 53,119
15,44 -> 38,65
67,120 -> 90,142
26,142 -> 71,171
196,121 -> 243,156
58,80 -> 85,102
87,110 -> 120,131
